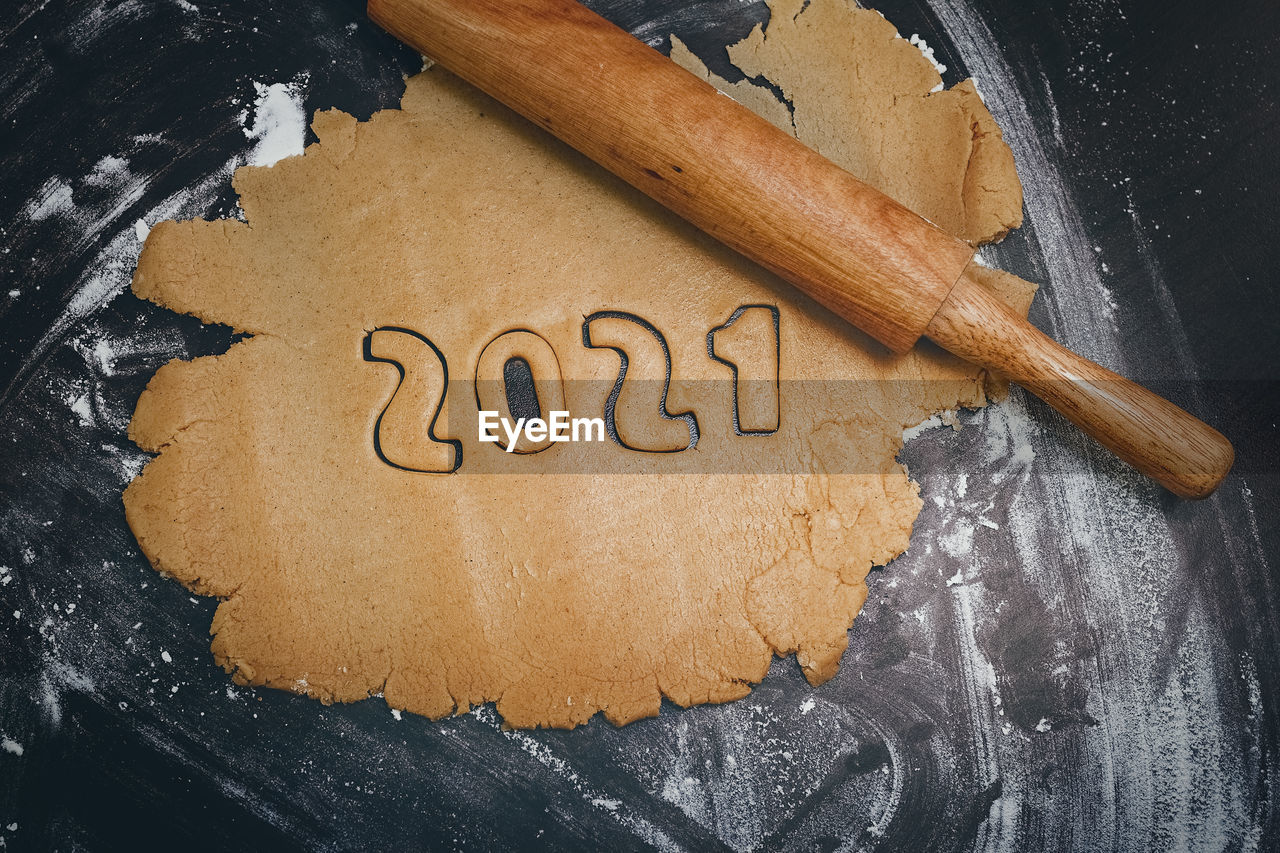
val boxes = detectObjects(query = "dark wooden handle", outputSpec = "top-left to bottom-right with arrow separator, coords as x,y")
368,0 -> 1234,498
927,270 -> 1233,498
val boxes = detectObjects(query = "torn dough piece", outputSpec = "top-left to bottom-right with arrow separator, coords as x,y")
125,5 -> 1035,729
673,0 -> 1024,244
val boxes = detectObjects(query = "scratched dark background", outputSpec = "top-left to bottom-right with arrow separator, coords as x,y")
1,0 -> 1278,849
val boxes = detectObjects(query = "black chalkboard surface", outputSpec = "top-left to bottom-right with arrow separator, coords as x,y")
1,0 -> 1277,849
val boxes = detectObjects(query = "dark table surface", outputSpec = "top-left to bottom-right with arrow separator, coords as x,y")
1,0 -> 1277,850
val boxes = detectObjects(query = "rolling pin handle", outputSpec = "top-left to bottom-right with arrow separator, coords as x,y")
925,268 -> 1234,498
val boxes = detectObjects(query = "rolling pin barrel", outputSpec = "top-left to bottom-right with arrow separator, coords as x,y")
367,0 -> 974,354
368,0 -> 1234,498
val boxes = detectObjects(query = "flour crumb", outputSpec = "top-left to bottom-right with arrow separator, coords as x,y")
0,737 -> 23,757
160,650 -> 172,663
946,569 -> 965,587
799,697 -> 816,714
68,393 -> 93,427
390,709 -> 402,721
84,155 -> 131,188
23,177 -> 75,221
908,33 -> 947,77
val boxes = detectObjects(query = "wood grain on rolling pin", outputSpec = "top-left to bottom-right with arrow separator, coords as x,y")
368,0 -> 975,354
368,0 -> 1233,498
926,272 -> 1234,498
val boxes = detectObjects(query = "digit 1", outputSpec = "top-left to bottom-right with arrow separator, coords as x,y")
708,306 -> 780,435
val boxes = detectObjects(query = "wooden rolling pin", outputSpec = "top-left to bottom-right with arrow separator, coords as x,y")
367,0 -> 1234,498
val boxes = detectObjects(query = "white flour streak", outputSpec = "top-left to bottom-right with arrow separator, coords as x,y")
926,0 -> 1121,361
3,160 -> 233,408
7,76 -> 308,413
924,0 -> 1264,847
468,706 -> 682,852
657,714 -> 759,851
12,225 -> 144,407
863,727 -> 906,841
38,661 -> 95,730
644,689 -> 889,851
1037,70 -> 1065,148
84,155 -> 131,188
68,391 -> 93,426
23,177 -> 74,221
980,397 -> 1036,468
1124,201 -> 1202,381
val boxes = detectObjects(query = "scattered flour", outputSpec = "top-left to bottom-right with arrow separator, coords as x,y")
468,706 -> 680,851
939,520 -> 976,558
68,392 -> 94,427
0,737 -> 23,757
84,155 -> 131,188
23,177 -> 75,222
243,77 -> 309,167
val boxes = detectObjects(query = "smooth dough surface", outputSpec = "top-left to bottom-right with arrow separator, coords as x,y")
124,0 -> 1034,728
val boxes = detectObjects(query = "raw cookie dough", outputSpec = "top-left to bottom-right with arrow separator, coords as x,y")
124,1 -> 1035,729
673,0 -> 1024,244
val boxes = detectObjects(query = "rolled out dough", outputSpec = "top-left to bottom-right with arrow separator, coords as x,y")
124,0 -> 1034,728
